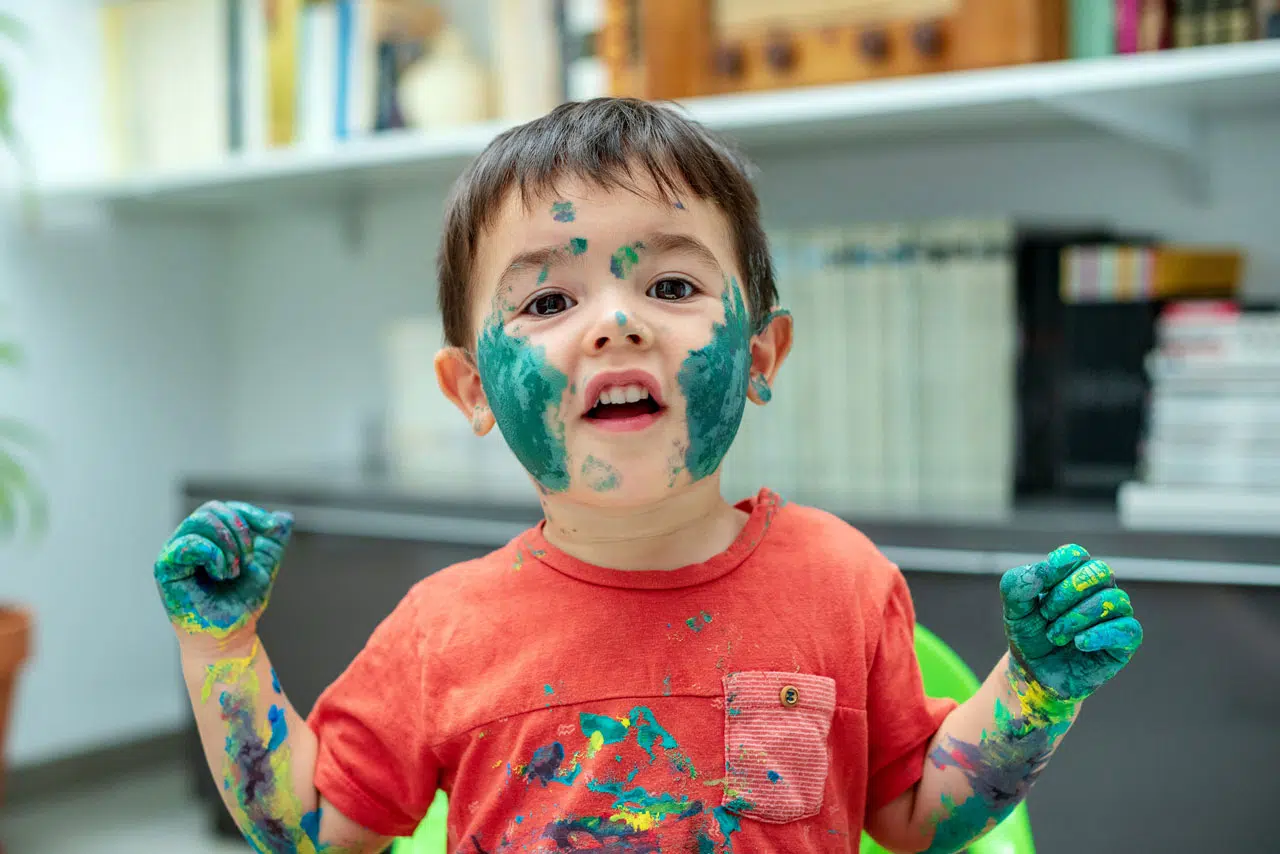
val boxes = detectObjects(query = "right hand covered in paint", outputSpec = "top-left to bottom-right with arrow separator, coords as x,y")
153,500 -> 293,644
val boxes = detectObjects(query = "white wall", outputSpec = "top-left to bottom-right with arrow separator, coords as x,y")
0,0 -> 228,766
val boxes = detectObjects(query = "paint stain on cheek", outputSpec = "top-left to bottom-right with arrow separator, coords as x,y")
677,278 -> 752,481
581,455 -> 621,492
551,201 -> 576,222
477,314 -> 571,492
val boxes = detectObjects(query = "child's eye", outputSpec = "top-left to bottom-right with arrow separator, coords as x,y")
524,291 -> 576,317
648,278 -> 697,301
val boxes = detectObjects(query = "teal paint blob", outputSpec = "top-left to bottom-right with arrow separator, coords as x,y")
766,770 -> 781,783
754,307 -> 791,336
551,201 -> 576,222
300,809 -> 322,845
267,705 -> 288,752
579,712 -> 629,745
610,244 -> 643,279
631,706 -> 678,760
477,315 -> 571,492
569,237 -> 588,255
582,455 -> 621,492
270,668 -> 281,694
616,311 -> 627,326
750,374 -> 772,403
544,684 -> 555,695
677,279 -> 752,481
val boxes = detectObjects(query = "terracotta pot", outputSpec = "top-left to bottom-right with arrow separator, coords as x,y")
0,605 -> 32,807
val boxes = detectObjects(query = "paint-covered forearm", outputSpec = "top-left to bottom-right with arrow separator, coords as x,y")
905,652 -> 1077,853
901,545 -> 1143,854
154,501 -> 383,853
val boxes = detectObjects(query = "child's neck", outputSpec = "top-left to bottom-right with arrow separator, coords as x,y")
538,476 -> 750,571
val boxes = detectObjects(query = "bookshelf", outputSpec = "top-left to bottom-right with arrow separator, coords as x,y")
46,40 -> 1280,214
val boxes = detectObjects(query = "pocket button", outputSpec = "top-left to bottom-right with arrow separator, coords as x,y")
780,685 -> 800,707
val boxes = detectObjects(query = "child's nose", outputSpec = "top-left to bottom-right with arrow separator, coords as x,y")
584,307 -> 650,354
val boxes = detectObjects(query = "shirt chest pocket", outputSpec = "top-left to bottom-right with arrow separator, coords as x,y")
722,671 -> 837,824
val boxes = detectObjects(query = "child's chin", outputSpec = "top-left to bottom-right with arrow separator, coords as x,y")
564,470 -> 686,507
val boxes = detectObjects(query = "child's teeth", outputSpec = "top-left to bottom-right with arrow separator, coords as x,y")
608,387 -> 627,405
623,385 -> 642,403
597,392 -> 610,407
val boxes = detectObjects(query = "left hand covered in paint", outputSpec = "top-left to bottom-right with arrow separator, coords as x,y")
999,544 -> 1144,703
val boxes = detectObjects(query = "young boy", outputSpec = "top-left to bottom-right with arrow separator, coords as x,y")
153,98 -> 1143,854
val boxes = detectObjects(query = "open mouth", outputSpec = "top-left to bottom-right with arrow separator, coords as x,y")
585,387 -> 663,422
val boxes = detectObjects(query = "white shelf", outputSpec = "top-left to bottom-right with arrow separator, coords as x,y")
45,41 -> 1280,213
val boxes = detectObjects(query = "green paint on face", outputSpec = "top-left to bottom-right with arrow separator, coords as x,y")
677,278 -> 752,481
750,374 -> 772,403
537,265 -> 549,285
615,311 -> 627,326
477,313 -> 571,492
610,243 -> 643,279
552,201 -> 576,222
582,455 -> 621,492
569,237 -> 588,255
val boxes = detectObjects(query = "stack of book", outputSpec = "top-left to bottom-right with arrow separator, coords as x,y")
723,218 -> 1019,518
1119,301 -> 1280,533
1071,0 -> 1278,59
99,0 -> 604,177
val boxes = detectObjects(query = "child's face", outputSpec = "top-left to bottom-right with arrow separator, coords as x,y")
441,174 -> 780,505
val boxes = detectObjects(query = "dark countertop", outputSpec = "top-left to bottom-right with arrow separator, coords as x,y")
184,468 -> 1280,587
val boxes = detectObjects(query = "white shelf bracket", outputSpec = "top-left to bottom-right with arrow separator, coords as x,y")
1039,93 -> 1210,206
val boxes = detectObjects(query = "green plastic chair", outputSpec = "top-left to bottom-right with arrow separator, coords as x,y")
393,626 -> 1035,853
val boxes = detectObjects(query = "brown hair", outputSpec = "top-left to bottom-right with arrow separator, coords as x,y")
437,97 -> 777,349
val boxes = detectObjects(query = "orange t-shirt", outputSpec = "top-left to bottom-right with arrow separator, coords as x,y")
307,489 -> 955,851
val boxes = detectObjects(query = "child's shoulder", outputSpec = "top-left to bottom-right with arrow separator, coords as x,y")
761,495 -> 905,593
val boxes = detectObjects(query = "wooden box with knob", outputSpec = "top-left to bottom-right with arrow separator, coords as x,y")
601,0 -> 1067,101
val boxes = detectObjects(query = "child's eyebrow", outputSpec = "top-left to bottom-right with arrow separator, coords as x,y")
497,243 -> 577,292
640,231 -> 722,273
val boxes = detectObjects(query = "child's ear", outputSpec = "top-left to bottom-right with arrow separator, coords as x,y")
435,347 -> 496,436
747,309 -> 793,405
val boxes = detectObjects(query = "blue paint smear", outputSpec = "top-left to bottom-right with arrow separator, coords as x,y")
267,705 -> 288,752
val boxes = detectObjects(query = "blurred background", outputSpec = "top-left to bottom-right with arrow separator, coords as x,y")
0,0 -> 1278,851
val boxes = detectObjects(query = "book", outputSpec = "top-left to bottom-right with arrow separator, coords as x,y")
101,0 -> 230,173
1117,481 -> 1280,533
1072,0 -> 1117,57
1262,0 -> 1280,37
1117,0 -> 1142,52
267,0 -> 303,147
1061,244 -> 1243,302
1174,0 -> 1206,46
1137,0 -> 1174,49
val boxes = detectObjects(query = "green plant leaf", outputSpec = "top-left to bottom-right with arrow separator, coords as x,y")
0,13 -> 27,43
0,443 -> 45,541
0,416 -> 40,450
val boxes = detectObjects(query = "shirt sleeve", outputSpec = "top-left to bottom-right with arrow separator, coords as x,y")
864,566 -> 958,814
306,589 -> 439,838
